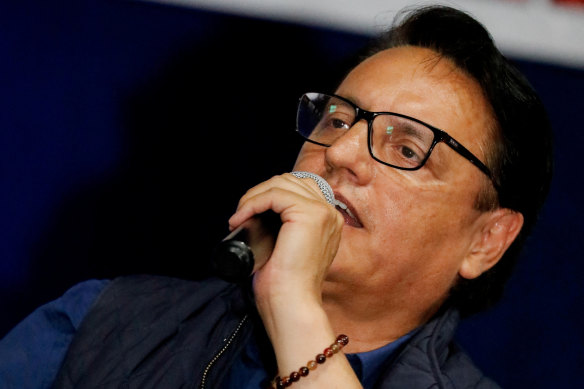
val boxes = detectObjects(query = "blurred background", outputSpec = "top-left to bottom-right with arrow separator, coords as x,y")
1,0 -> 582,387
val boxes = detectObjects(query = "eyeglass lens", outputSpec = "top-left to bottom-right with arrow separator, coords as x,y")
297,93 -> 436,169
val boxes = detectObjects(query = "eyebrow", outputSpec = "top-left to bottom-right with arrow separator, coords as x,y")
336,93 -> 362,108
390,117 -> 428,142
336,93 -> 434,141
325,101 -> 354,115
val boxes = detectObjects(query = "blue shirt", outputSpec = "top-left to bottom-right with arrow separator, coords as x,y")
222,326 -> 413,389
0,279 -> 109,389
0,280 -> 412,388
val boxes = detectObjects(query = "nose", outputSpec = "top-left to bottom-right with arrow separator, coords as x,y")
324,119 -> 374,185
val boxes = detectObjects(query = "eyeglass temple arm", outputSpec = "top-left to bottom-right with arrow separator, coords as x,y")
444,137 -> 493,180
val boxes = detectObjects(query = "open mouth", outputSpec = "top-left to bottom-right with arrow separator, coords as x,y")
333,194 -> 363,228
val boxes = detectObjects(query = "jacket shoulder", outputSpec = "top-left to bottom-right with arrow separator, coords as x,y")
377,308 -> 501,389
54,275 -> 245,388
441,343 -> 502,389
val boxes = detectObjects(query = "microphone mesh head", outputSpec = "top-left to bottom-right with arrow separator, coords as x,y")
290,171 -> 336,205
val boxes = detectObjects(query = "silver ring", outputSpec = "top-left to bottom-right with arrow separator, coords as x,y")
290,171 -> 336,205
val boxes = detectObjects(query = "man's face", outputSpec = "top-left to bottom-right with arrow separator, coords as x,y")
293,46 -> 495,321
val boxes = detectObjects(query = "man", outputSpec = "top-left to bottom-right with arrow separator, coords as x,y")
0,5 -> 552,388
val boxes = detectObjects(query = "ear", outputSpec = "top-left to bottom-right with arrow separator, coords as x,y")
459,209 -> 524,280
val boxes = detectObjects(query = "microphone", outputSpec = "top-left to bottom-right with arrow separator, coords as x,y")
212,172 -> 336,282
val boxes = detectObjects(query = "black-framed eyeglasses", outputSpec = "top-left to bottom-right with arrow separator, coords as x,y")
296,92 -> 494,181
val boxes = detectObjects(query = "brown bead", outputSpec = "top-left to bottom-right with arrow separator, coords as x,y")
324,347 -> 334,358
316,353 -> 327,364
331,344 -> 340,353
281,376 -> 291,387
336,334 -> 349,347
299,366 -> 309,376
275,377 -> 285,389
289,372 -> 300,382
307,360 -> 318,370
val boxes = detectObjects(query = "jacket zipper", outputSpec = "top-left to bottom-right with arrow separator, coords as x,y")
199,314 -> 249,389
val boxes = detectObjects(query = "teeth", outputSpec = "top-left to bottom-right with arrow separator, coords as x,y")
334,199 -> 356,220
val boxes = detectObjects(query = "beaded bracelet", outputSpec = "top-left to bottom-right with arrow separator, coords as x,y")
269,334 -> 349,389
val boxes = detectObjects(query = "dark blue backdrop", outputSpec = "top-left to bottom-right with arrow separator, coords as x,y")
1,1 -> 583,387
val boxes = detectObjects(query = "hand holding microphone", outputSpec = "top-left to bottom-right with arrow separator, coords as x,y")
212,172 -> 339,283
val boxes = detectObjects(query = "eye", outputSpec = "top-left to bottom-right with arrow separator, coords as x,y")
330,118 -> 350,130
400,146 -> 419,160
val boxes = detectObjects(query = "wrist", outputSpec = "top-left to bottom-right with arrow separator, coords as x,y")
264,302 -> 335,370
269,334 -> 350,389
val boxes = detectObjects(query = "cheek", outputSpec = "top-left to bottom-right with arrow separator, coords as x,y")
369,186 -> 470,266
293,144 -> 327,173
345,188 -> 421,268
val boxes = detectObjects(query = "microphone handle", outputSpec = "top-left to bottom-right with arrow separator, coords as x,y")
212,211 -> 281,282
212,171 -> 335,283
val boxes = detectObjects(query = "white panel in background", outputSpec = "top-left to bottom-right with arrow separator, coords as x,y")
144,0 -> 584,69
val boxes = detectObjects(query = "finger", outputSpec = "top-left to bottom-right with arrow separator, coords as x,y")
236,174 -> 322,209
230,174 -> 331,225
228,184 -> 327,231
290,171 -> 336,205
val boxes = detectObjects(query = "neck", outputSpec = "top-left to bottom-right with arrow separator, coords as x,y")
321,285 -> 445,354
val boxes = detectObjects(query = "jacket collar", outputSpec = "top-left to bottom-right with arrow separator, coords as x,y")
374,307 -> 461,389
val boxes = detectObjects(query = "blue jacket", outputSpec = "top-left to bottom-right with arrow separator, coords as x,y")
52,275 -> 500,388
